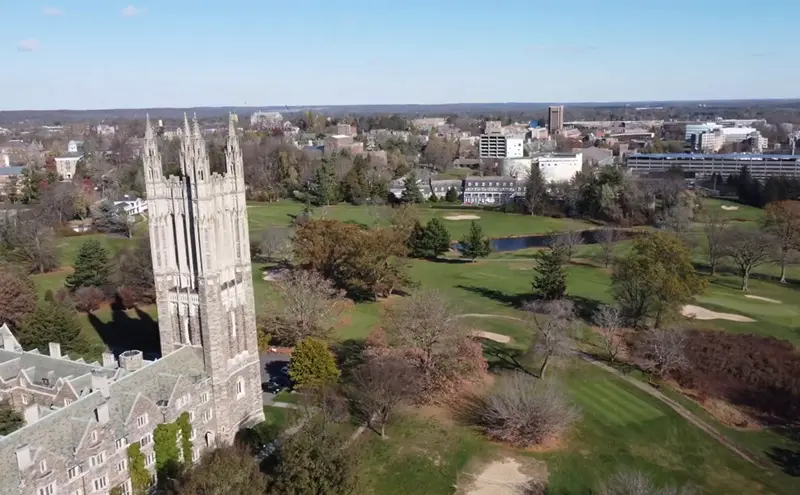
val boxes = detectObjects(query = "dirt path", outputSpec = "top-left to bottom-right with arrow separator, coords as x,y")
579,354 -> 764,467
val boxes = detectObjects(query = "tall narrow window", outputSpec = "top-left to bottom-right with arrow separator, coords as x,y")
229,311 -> 237,341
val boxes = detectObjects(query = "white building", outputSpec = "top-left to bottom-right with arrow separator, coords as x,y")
698,130 -> 725,152
479,135 -> 524,158
96,124 -> 116,136
685,122 -> 721,140
54,154 -> 81,181
537,152 -> 583,183
67,140 -> 83,154
721,127 -> 757,144
500,157 -> 534,178
113,195 -> 148,216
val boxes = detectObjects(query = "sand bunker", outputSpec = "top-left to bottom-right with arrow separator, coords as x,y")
444,214 -> 481,220
721,205 -> 739,211
463,458 -> 545,495
681,305 -> 755,322
744,295 -> 781,304
471,331 -> 512,344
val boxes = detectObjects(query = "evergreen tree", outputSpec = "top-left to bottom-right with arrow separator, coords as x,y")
524,166 -> 549,215
4,175 -> 19,203
288,337 -> 340,389
458,221 -> 492,260
308,160 -> 338,206
444,187 -> 459,203
407,218 -> 451,259
341,158 -> 368,205
401,170 -> 425,204
17,301 -> 88,355
65,240 -> 111,291
0,401 -> 23,435
428,193 -> 438,203
531,247 -> 568,300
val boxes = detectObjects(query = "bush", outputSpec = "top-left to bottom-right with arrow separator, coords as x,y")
75,286 -> 105,313
473,372 -> 579,447
117,286 -> 136,309
673,330 -> 800,421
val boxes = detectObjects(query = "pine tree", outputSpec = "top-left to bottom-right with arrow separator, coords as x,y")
65,239 -> 111,291
17,301 -> 88,355
288,337 -> 340,389
531,247 -> 568,300
524,166 -> 549,215
407,218 -> 451,259
444,187 -> 460,203
401,170 -> 425,204
308,160 -> 339,206
458,221 -> 492,260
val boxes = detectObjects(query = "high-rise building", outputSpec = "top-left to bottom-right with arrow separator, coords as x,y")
548,105 -> 564,134
144,113 -> 264,440
479,135 -> 524,158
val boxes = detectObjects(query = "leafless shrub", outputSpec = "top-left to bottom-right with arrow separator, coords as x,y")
721,228 -> 776,291
258,226 -> 294,263
592,305 -> 625,363
348,355 -> 418,437
74,286 -> 105,313
259,269 -> 344,345
635,327 -> 690,380
547,230 -> 584,260
474,372 -> 580,448
597,228 -> 616,267
596,468 -> 696,495
523,299 -> 578,378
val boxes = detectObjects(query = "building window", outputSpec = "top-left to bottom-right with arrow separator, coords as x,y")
200,393 -> 208,404
89,451 -> 105,468
115,437 -> 127,451
192,448 -> 200,462
92,476 -> 107,492
68,465 -> 82,480
235,377 -> 245,399
136,413 -> 148,428
38,483 -> 55,495
65,398 -> 73,406
188,411 -> 195,422
117,459 -> 127,473
145,453 -> 155,466
90,430 -> 98,443
71,488 -> 84,495
140,433 -> 152,447
21,395 -> 28,405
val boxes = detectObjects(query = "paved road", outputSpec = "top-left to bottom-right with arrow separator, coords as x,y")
259,353 -> 290,406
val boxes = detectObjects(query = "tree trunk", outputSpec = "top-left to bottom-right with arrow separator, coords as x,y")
709,258 -> 716,276
780,259 -> 787,284
741,268 -> 750,291
381,423 -> 385,439
538,356 -> 549,379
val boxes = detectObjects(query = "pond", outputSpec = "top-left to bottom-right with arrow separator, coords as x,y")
489,229 -> 635,252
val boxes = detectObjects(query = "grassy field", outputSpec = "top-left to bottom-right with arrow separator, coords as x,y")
700,197 -> 765,223
246,201 -> 593,240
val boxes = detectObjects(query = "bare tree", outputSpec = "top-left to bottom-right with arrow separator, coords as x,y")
0,220 -> 59,274
348,355 -> 418,438
722,229 -> 775,291
473,372 -> 580,448
592,305 -> 625,363
597,468 -> 696,495
661,204 -> 693,241
636,328 -> 689,381
523,300 -> 577,378
0,266 -> 37,330
38,182 -> 77,226
548,231 -> 584,261
597,228 -> 616,267
701,209 -> 730,276
383,288 -> 463,381
762,200 -> 800,283
260,269 -> 344,345
258,226 -> 293,263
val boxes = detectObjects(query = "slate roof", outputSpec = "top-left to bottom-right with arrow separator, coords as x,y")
0,346 -> 207,492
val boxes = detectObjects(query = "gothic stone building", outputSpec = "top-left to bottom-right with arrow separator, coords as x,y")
0,114 -> 264,495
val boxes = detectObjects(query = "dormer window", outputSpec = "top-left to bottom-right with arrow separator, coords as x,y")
136,413 -> 149,428
39,459 -> 47,473
90,431 -> 98,443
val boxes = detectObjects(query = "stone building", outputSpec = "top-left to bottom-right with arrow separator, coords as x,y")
0,114 -> 264,495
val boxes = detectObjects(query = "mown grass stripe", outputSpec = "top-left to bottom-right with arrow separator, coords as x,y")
590,379 -> 665,420
571,383 -> 639,426
573,381 -> 660,425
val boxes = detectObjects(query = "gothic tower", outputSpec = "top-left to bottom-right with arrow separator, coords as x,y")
142,114 -> 264,440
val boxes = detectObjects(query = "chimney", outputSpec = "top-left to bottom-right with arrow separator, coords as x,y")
95,402 -> 110,425
24,404 -> 39,424
119,350 -> 144,372
91,369 -> 110,399
102,352 -> 117,369
48,342 -> 61,359
15,445 -> 32,471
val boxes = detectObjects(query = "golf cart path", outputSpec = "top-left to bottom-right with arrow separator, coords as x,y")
458,313 -> 763,468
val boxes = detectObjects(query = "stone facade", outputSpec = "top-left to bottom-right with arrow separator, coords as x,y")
0,113 -> 264,495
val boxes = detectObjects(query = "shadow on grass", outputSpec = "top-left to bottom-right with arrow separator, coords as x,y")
695,261 -> 800,288
87,297 -> 160,359
480,340 -> 536,376
331,339 -> 367,378
767,447 -> 800,477
456,285 -> 529,309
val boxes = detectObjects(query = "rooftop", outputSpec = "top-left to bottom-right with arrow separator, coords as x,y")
629,153 -> 799,160
0,166 -> 24,176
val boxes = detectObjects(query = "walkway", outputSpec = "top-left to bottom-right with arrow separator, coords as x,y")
459,313 -> 765,468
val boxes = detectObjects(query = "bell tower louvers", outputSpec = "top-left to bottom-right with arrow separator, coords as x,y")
142,114 -> 264,440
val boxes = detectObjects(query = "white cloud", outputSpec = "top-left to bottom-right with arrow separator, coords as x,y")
43,6 -> 62,16
121,5 -> 143,17
18,39 -> 40,52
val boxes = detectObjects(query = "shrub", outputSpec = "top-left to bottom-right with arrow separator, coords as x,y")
474,372 -> 579,447
74,286 -> 105,313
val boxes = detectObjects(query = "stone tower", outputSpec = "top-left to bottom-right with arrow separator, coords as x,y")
142,114 -> 264,441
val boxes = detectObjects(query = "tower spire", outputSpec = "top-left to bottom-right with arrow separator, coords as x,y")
180,113 -> 192,176
143,113 -> 162,181
226,113 -> 242,176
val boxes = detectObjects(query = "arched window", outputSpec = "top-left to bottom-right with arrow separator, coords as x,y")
235,376 -> 245,399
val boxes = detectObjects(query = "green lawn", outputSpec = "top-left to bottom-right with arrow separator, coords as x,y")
57,233 -> 132,266
246,201 -> 593,240
700,198 -> 764,223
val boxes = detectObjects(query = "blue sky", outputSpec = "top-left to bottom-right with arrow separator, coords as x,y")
0,1 -> 798,110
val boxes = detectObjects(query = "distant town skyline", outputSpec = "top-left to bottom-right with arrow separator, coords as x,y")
1,0 -> 799,111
